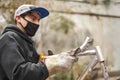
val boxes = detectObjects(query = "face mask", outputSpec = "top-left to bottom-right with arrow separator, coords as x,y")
20,18 -> 40,37
24,20 -> 39,36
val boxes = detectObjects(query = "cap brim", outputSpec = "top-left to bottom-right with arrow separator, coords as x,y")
31,7 -> 49,19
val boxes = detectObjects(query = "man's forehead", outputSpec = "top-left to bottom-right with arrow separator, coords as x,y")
28,11 -> 41,19
31,11 -> 41,16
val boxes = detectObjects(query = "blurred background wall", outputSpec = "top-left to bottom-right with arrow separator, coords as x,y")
0,0 -> 120,80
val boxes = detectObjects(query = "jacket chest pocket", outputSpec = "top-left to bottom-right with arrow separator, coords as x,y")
25,44 -> 38,63
27,51 -> 34,62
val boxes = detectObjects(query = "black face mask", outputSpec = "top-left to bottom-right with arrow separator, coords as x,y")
20,18 -> 39,37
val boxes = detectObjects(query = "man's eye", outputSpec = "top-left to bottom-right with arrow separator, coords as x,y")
30,16 -> 36,21
32,18 -> 36,21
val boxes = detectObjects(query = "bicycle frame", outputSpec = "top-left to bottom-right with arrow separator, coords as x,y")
75,37 -> 109,80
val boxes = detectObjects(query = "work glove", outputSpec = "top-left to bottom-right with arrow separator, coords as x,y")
40,51 -> 78,75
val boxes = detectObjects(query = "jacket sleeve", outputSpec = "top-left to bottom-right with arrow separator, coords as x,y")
0,34 -> 49,80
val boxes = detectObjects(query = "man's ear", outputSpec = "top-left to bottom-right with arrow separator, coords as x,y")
15,16 -> 21,22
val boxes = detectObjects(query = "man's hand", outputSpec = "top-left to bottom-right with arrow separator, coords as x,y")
44,51 -> 77,75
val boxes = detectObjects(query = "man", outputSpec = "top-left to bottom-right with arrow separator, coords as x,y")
0,4 -> 77,80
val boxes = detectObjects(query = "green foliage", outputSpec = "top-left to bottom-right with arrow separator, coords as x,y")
51,71 -> 72,80
0,0 -> 35,24
51,15 -> 75,34
103,0 -> 111,5
0,25 -> 3,32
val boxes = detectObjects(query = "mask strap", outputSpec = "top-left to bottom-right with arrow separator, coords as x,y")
21,15 -> 30,22
18,16 -> 28,30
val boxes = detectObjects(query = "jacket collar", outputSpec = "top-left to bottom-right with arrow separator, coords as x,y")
2,24 -> 33,44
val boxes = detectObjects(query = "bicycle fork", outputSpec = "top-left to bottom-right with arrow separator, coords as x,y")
77,46 -> 109,80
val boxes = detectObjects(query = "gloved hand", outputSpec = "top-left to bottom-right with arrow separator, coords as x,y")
43,51 -> 78,75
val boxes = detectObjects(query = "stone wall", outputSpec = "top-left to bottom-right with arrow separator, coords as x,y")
0,0 -> 120,79
34,0 -> 120,79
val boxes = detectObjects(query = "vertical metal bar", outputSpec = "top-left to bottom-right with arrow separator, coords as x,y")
100,62 -> 110,80
95,46 -> 109,80
95,46 -> 104,62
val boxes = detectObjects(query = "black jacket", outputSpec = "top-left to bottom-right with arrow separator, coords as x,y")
0,24 -> 49,80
